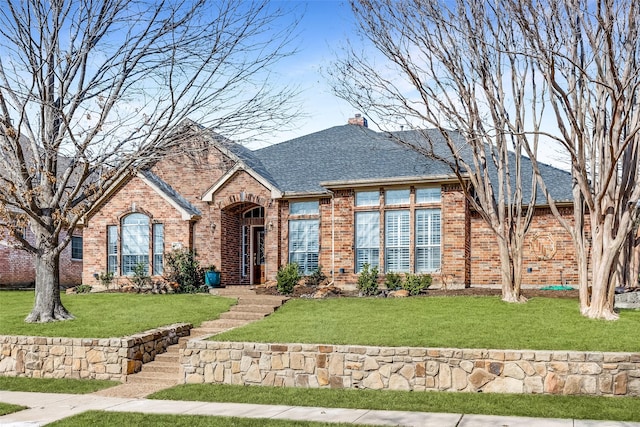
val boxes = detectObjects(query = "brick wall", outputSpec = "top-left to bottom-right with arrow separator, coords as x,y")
0,228 -> 82,288
213,170 -> 274,285
470,207 -> 580,286
82,176 -> 192,285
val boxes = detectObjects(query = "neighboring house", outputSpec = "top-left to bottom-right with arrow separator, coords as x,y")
82,117 -> 578,288
0,226 -> 83,288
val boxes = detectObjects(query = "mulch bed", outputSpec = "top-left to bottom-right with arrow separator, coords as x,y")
254,285 -> 579,299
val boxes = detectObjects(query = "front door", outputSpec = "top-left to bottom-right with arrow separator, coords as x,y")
252,227 -> 265,285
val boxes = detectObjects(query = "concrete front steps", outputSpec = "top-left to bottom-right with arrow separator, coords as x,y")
93,286 -> 288,398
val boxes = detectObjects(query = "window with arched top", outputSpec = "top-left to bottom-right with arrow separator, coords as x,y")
107,213 -> 164,276
122,213 -> 150,275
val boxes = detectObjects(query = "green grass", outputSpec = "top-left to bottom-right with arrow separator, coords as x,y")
150,384 -> 640,422
47,411 -> 367,427
214,297 -> 640,352
0,402 -> 25,416
0,376 -> 117,393
0,292 -> 235,338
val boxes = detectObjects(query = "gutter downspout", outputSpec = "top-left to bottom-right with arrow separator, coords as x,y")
330,190 -> 335,283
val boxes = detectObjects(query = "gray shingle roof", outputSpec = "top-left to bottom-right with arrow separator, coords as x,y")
140,170 -> 202,217
391,129 -> 574,204
219,140 -> 280,190
252,125 -> 573,204
253,125 -> 455,194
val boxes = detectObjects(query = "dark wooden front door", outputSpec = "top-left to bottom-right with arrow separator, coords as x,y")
252,227 -> 265,285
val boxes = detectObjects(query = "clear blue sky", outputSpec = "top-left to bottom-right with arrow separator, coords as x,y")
254,0 -> 362,147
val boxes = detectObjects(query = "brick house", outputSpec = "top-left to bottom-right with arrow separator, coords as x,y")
82,118 -> 578,288
0,227 -> 83,289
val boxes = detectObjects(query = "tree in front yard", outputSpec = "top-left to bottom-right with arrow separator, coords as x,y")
332,0 -> 640,318
0,0 -> 299,322
331,0 -> 542,303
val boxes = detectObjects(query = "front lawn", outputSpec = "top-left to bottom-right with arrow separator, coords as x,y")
214,297 -> 640,352
0,402 -> 25,416
0,376 -> 117,394
48,411 -> 365,427
0,292 -> 235,338
151,384 -> 640,422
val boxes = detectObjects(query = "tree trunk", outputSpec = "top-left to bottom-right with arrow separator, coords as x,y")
581,223 -> 619,320
498,237 -> 527,303
24,235 -> 74,323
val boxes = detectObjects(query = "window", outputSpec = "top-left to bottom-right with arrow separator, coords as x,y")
289,219 -> 319,275
385,189 -> 410,205
153,223 -> 164,275
71,236 -> 83,260
415,209 -> 441,272
355,191 -> 379,207
121,213 -> 150,275
290,200 -> 319,215
355,211 -> 380,272
242,225 -> 250,277
416,187 -> 441,204
385,210 -> 410,272
107,226 -> 118,274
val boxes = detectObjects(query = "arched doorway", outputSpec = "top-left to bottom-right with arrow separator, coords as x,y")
220,203 -> 266,285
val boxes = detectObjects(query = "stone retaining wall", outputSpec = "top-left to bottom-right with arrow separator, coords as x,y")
182,341 -> 640,397
0,323 -> 191,381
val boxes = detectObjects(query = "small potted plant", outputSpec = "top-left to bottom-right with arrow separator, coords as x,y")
204,265 -> 221,288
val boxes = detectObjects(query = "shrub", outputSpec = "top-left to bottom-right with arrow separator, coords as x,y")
357,263 -> 379,296
164,249 -> 207,293
276,263 -> 301,295
384,272 -> 403,290
130,263 -> 151,290
75,284 -> 92,293
403,273 -> 432,295
304,266 -> 327,287
98,271 -> 114,288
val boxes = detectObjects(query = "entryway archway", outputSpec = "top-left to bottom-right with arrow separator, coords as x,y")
220,203 -> 266,285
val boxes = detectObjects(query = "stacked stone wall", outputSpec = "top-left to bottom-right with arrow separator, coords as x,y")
0,323 -> 191,381
182,341 -> 640,397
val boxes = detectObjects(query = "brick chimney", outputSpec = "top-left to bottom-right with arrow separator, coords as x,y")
348,113 -> 368,127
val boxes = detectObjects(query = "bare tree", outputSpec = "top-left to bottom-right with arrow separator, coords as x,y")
331,0 -> 546,302
0,0 -> 299,322
509,0 -> 640,319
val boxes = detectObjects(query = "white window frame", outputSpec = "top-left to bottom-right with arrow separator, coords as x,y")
121,213 -> 150,275
355,211 -> 380,272
416,187 -> 441,204
107,225 -> 118,274
152,223 -> 164,275
385,210 -> 410,272
415,209 -> 441,272
355,191 -> 379,207
288,219 -> 319,275
290,200 -> 319,215
385,189 -> 410,205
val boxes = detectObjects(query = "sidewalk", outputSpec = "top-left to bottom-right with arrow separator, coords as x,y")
0,390 -> 638,427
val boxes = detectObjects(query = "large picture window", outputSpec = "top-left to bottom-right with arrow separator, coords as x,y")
415,209 -> 441,272
355,211 -> 380,272
122,213 -> 150,275
385,210 -> 410,272
289,219 -> 319,275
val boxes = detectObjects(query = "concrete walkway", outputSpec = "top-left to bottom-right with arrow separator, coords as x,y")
0,390 -> 638,426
